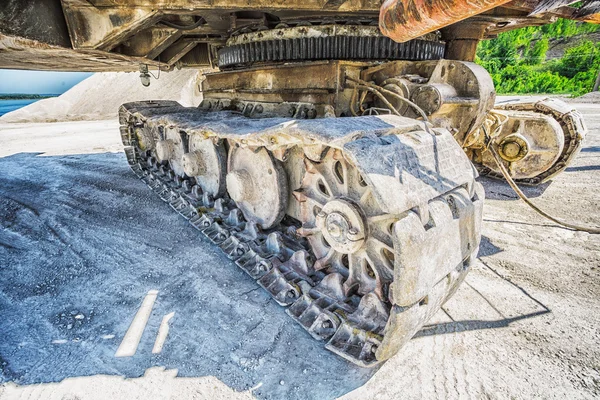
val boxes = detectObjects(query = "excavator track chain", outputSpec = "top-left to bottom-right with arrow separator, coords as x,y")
119,100 -> 484,367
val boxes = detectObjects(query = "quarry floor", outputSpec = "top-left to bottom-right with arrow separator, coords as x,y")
0,101 -> 599,400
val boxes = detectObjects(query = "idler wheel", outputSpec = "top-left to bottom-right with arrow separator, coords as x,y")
480,110 -> 565,181
227,146 -> 288,229
155,128 -> 186,177
155,139 -> 175,162
226,169 -> 255,203
185,135 -> 227,197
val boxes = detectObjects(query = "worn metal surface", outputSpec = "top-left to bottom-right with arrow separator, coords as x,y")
218,23 -> 444,69
85,0 -> 381,11
361,60 -> 496,143
1,0 -> 597,71
499,0 -> 600,24
199,59 -> 495,139
119,99 -> 482,366
0,0 -> 592,371
295,148 -> 396,300
470,98 -> 588,184
227,146 -> 288,228
573,0 -> 600,23
219,35 -> 444,69
379,0 -> 512,43
0,0 -> 71,47
528,0 -> 600,22
185,136 -> 228,197
0,33 -> 158,72
483,111 -> 565,180
201,60 -> 363,118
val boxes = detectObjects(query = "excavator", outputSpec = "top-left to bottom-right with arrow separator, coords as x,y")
0,0 -> 597,366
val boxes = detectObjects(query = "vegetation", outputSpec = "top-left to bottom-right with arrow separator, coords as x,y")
475,19 -> 600,96
0,94 -> 57,100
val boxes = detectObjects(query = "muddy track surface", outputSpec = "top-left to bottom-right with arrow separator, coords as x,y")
0,103 -> 599,399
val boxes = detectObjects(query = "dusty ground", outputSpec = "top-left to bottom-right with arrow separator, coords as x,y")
0,101 -> 598,399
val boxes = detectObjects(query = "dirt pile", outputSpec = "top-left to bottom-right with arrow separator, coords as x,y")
0,69 -> 203,123
569,91 -> 600,104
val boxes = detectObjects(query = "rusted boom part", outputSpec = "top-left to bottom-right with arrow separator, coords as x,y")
379,0 -> 512,42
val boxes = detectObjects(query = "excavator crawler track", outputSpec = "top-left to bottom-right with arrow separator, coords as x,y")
476,98 -> 587,185
119,100 -> 484,367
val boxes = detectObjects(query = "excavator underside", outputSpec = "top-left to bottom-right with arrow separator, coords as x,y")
0,0 -> 594,366
1,0 -> 599,72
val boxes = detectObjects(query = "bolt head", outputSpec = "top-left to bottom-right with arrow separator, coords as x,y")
259,262 -> 269,272
502,141 -> 522,159
322,320 -> 333,329
325,212 -> 350,242
327,221 -> 343,237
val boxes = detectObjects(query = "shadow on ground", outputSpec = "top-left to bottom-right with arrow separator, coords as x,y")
0,152 -> 375,399
478,138 -> 600,201
478,175 -> 551,200
0,152 -> 551,399
417,257 -> 550,339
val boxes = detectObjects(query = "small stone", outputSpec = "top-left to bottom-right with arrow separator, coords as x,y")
74,314 -> 84,320
280,380 -> 284,386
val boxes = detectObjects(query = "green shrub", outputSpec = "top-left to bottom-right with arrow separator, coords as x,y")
553,40 -> 600,78
475,19 -> 600,95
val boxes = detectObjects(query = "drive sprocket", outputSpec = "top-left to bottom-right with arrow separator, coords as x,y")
294,148 -> 397,301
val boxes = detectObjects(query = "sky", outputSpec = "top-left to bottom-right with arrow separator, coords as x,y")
0,70 -> 93,95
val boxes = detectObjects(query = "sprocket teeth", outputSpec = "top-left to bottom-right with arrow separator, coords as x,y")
292,190 -> 308,202
332,149 -> 343,161
314,251 -> 334,271
303,158 -> 318,174
296,226 -> 319,237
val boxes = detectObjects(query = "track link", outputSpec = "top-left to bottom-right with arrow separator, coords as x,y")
119,100 -> 484,367
479,98 -> 587,184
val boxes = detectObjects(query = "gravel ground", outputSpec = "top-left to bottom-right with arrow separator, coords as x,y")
0,102 -> 598,399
